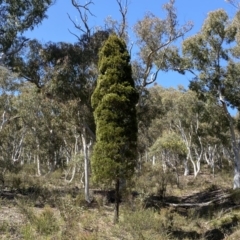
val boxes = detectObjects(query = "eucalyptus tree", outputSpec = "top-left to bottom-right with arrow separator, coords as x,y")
40,32 -> 109,201
150,130 -> 187,185
0,67 -> 23,175
14,82 -> 66,175
147,85 -> 228,178
130,0 -> 193,166
0,0 -> 54,65
0,66 -> 19,133
12,29 -> 109,200
137,85 -> 163,167
132,0 -> 192,91
181,9 -> 240,188
91,34 -> 138,223
148,87 -> 204,177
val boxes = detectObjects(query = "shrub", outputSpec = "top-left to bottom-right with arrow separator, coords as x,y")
120,208 -> 170,239
34,206 -> 60,235
134,163 -> 176,203
21,224 -> 35,240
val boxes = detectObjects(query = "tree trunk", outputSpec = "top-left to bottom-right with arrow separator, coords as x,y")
80,172 -> 85,188
114,178 -> 120,224
234,168 -> 240,189
222,100 -> 240,189
184,158 -> 189,176
81,127 -> 91,203
36,154 -> 41,176
67,165 -> 76,183
137,155 -> 142,172
152,155 -> 156,165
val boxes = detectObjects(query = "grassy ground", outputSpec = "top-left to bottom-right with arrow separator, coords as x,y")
0,165 -> 240,240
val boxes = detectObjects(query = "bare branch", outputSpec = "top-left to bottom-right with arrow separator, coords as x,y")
69,0 -> 95,39
116,0 -> 128,38
68,29 -> 81,42
225,0 -> 240,9
67,13 -> 84,33
104,0 -> 129,40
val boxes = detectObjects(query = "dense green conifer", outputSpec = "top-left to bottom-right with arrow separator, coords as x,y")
91,34 -> 138,222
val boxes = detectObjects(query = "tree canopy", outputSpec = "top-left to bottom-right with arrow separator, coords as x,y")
0,0 -> 54,63
91,34 -> 138,184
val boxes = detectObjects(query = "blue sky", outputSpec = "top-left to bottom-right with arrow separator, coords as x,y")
25,0 -> 235,89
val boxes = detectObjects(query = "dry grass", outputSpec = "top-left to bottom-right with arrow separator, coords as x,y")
0,164 -> 239,240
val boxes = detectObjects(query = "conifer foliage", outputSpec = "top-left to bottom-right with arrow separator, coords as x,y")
91,34 -> 138,222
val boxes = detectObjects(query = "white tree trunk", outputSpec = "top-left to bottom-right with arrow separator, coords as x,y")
204,144 -> 217,177
37,154 -> 41,176
11,129 -> 25,163
177,118 -> 203,178
221,96 -> 240,188
152,155 -> 156,165
80,172 -> 85,188
81,127 -> 92,203
137,155 -> 142,171
161,152 -> 167,173
64,132 -> 78,183
184,158 -> 189,176
36,138 -> 41,176
67,165 -> 76,183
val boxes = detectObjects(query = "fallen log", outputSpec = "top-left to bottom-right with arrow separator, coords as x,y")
165,193 -> 231,208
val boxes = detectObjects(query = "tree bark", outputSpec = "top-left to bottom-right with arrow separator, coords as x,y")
184,158 -> 189,176
114,178 -> 120,224
36,154 -> 41,176
67,164 -> 76,183
222,100 -> 240,189
152,155 -> 156,165
36,138 -> 41,176
81,127 -> 91,203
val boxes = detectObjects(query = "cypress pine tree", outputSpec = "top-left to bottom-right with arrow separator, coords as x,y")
91,34 -> 138,223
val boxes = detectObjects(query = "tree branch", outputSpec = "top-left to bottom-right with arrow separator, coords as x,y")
116,0 -> 128,38
69,0 -> 95,39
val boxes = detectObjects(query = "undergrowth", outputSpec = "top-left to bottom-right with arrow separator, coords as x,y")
0,163 -> 239,240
